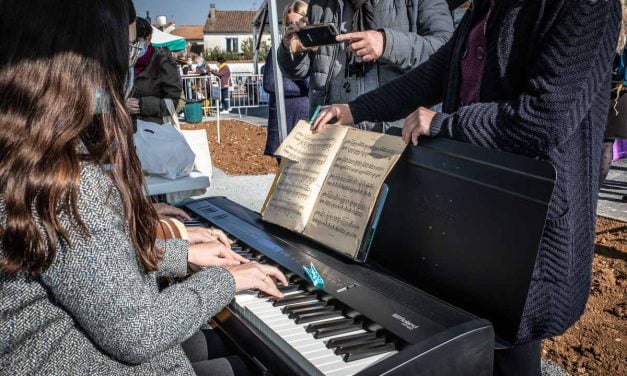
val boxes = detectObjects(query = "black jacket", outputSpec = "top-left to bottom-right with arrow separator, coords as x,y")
350,0 -> 621,343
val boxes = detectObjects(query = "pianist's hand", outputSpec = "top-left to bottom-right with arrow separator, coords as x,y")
188,241 -> 249,268
311,104 -> 353,133
228,262 -> 288,299
187,227 -> 234,247
152,203 -> 192,221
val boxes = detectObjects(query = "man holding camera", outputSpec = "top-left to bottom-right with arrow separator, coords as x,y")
277,0 -> 454,131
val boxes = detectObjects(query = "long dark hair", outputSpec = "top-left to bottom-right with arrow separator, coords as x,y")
0,0 -> 161,276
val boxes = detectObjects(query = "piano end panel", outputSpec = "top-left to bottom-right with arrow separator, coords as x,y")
358,321 -> 494,376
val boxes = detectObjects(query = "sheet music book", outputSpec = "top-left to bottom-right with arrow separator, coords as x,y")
261,121 -> 406,259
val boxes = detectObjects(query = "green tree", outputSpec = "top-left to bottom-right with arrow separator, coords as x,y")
241,37 -> 271,61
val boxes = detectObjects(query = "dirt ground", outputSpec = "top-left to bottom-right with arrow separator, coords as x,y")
542,217 -> 626,376
181,120 -> 626,374
181,120 -> 279,175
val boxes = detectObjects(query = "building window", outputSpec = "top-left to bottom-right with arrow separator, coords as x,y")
226,38 -> 239,53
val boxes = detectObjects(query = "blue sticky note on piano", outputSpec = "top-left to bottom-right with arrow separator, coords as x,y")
303,262 -> 324,288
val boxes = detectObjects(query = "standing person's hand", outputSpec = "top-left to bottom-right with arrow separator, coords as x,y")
311,104 -> 354,132
126,98 -> 140,115
228,262 -> 288,299
282,22 -> 308,54
337,31 -> 386,62
188,241 -> 248,268
402,107 -> 436,145
153,203 -> 192,221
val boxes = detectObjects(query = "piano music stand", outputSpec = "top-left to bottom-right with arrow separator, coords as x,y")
369,135 -> 556,346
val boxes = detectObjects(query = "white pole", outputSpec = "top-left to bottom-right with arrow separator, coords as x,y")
252,26 -> 259,75
268,0 -> 288,142
216,98 -> 221,144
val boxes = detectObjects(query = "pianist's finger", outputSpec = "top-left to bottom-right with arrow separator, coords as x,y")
210,228 -> 234,246
228,249 -> 250,264
258,274 -> 283,299
186,227 -> 218,244
257,264 -> 289,287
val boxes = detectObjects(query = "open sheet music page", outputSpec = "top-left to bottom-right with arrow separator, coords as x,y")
303,128 -> 406,257
262,121 -> 348,231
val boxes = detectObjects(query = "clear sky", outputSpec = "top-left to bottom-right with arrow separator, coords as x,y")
133,0 -> 261,26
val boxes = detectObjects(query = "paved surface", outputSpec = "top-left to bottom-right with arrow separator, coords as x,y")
598,158 -> 627,222
194,167 -> 276,212
198,107 -> 269,127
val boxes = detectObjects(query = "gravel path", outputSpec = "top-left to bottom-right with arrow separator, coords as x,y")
542,360 -> 569,376
597,158 -> 627,222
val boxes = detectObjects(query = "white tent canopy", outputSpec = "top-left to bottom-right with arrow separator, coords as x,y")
151,26 -> 186,52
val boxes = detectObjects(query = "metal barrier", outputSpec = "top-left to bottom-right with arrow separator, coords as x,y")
181,73 -> 268,117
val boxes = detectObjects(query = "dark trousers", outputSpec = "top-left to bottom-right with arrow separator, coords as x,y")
182,329 -> 250,376
493,340 -> 541,376
220,88 -> 230,111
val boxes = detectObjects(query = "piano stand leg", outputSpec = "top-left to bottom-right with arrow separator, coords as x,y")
492,340 -> 541,376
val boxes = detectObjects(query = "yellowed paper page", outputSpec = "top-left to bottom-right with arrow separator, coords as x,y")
303,129 -> 406,257
262,121 -> 348,232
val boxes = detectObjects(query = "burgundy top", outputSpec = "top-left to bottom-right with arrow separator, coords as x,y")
134,45 -> 155,78
459,0 -> 497,106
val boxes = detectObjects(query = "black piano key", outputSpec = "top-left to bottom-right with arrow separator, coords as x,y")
281,301 -> 326,314
333,338 -> 387,355
306,318 -> 354,333
342,343 -> 396,363
272,293 -> 317,307
294,311 -> 342,324
325,332 -> 377,349
314,323 -> 363,339
277,285 -> 301,293
287,305 -> 336,319
283,271 -> 296,280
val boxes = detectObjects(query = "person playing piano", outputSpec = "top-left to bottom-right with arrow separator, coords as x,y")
0,1 -> 287,375
311,0 -> 621,375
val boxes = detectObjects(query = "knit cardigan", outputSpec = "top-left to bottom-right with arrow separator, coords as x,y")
0,164 -> 235,375
350,0 -> 621,343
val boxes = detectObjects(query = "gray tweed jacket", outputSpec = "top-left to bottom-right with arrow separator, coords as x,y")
0,164 -> 235,375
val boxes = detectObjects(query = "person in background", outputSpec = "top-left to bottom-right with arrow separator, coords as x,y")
127,17 -> 184,125
278,0 -> 454,132
600,0 -> 627,198
263,0 -> 311,161
195,56 -> 209,75
0,1 -> 287,375
312,0 -> 621,374
210,56 -> 231,114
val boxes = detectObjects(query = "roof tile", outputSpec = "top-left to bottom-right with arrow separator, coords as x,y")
203,11 -> 256,33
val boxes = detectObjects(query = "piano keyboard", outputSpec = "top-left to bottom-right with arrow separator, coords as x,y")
184,198 -> 494,376
229,243 -> 399,375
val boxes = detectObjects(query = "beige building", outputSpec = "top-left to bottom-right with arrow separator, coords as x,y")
203,4 -> 270,54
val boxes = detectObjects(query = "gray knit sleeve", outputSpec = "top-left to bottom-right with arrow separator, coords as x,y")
156,238 -> 189,278
40,165 -> 235,365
